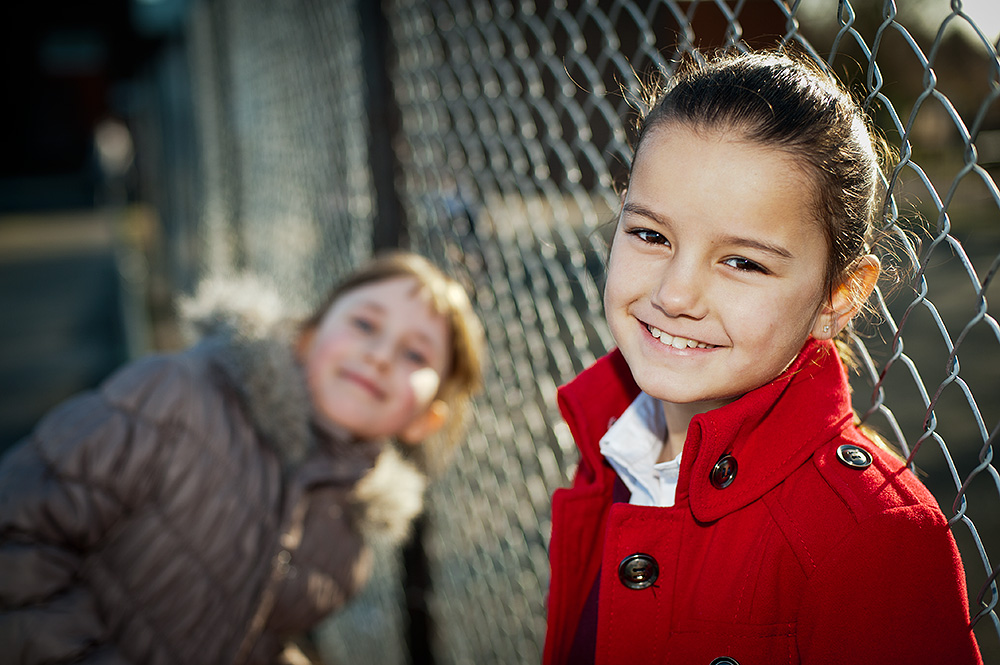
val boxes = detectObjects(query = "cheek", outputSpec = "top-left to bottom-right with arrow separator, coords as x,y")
717,289 -> 784,341
603,247 -> 631,311
304,333 -> 351,385
738,289 -> 821,344
304,347 -> 329,385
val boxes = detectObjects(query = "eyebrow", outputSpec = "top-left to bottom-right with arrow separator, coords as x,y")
719,234 -> 794,260
621,201 -> 795,260
354,300 -> 386,315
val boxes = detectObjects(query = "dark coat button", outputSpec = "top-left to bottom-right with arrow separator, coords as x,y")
710,454 -> 738,489
709,658 -> 740,665
618,553 -> 658,590
836,444 -> 873,469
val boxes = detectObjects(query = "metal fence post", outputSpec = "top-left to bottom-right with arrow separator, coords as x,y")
359,0 -> 407,252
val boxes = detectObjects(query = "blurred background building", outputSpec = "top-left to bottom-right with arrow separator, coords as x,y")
1,1 -> 998,663
1,0 -> 161,449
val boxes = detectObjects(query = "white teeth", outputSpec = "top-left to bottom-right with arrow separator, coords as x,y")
649,326 -> 710,349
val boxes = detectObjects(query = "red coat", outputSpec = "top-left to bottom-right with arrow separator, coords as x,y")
544,339 -> 982,664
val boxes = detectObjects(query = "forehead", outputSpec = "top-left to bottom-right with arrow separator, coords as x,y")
629,123 -> 823,240
334,276 -> 438,315
636,121 -> 812,183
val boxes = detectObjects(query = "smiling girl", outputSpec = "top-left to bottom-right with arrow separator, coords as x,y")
543,51 -> 982,664
0,251 -> 483,665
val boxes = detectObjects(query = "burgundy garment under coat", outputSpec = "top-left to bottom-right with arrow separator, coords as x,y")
544,338 -> 982,665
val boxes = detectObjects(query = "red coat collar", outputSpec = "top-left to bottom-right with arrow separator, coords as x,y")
556,338 -> 855,522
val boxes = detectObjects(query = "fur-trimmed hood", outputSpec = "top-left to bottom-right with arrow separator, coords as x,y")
179,277 -> 426,545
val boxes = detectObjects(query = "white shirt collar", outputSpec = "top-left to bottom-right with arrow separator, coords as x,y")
599,391 -> 683,507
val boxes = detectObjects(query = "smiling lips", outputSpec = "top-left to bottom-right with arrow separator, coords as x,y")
342,370 -> 385,399
647,324 -> 716,349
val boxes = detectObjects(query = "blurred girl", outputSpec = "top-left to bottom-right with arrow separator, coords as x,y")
0,251 -> 483,665
544,51 -> 982,664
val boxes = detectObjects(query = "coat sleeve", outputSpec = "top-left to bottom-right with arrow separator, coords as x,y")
0,356 -> 189,664
797,502 -> 983,664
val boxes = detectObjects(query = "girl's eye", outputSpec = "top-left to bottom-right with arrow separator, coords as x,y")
627,228 -> 669,245
352,317 -> 376,332
403,348 -> 429,365
723,256 -> 768,274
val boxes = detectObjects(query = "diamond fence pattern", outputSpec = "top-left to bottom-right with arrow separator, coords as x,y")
161,0 -> 999,662
178,0 -> 375,303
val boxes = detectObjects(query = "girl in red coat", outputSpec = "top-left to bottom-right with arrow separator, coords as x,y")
543,51 -> 983,665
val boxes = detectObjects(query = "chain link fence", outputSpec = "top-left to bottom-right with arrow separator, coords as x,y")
142,0 -> 1000,661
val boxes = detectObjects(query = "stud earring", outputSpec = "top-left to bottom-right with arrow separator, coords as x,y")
823,325 -> 830,333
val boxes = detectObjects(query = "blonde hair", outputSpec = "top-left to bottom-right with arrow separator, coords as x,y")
303,251 -> 484,472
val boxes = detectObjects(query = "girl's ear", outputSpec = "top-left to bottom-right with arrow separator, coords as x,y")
812,255 -> 880,340
399,399 -> 450,446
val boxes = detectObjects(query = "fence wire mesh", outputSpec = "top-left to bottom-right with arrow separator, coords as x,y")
160,0 -> 1000,662
179,0 -> 376,303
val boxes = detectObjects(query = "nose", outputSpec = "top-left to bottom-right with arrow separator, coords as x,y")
652,255 -> 707,320
364,335 -> 394,368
